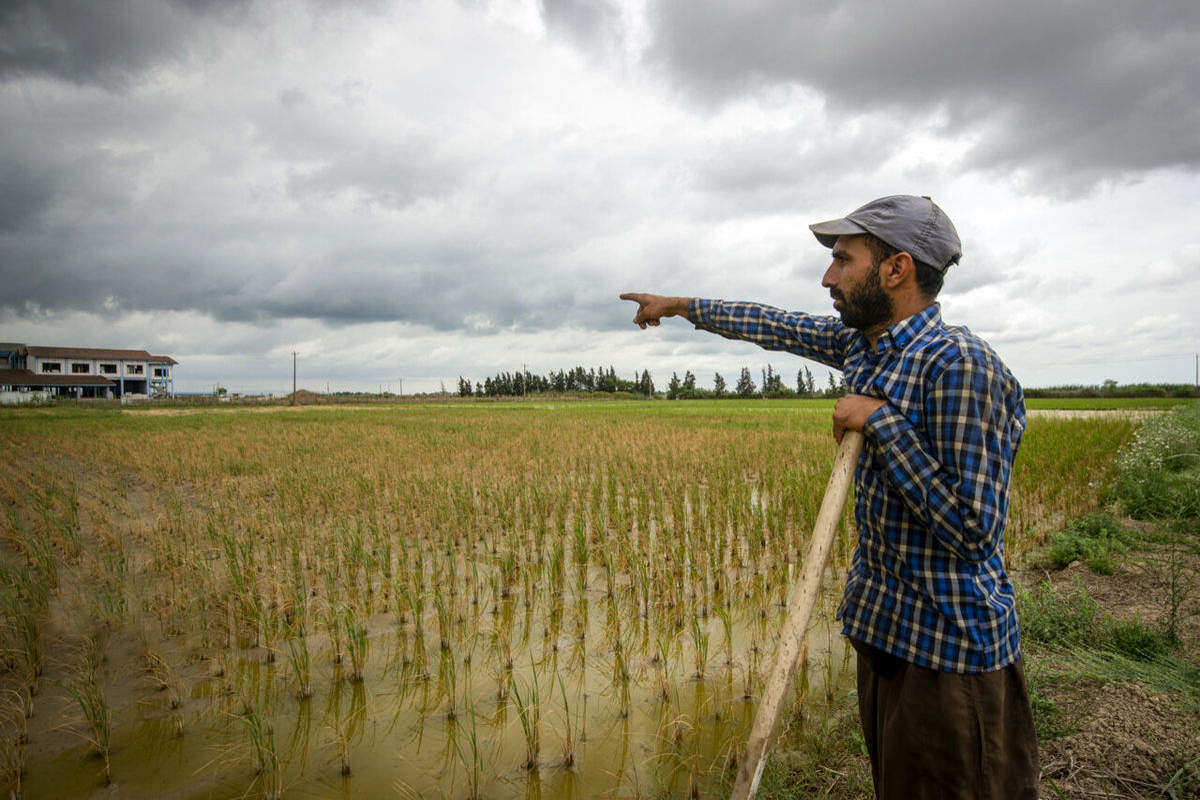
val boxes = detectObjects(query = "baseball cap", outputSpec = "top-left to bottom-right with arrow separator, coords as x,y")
808,195 -> 962,273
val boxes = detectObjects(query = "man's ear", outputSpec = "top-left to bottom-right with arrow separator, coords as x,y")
881,251 -> 915,289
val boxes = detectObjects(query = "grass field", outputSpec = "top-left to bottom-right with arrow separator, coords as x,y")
1024,397 -> 1194,411
0,400 -> 1154,798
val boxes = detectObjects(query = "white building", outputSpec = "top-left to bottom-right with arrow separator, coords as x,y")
0,343 -> 177,401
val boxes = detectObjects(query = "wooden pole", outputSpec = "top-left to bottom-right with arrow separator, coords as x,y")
730,430 -> 864,800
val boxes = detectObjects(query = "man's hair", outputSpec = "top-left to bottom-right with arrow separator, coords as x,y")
863,234 -> 944,299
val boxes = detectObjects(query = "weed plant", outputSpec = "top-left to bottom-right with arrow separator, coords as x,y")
1112,404 -> 1200,519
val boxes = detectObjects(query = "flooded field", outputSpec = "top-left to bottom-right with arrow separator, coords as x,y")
0,401 -> 1134,798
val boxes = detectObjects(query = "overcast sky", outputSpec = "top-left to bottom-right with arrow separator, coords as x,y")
2,0 -> 1198,394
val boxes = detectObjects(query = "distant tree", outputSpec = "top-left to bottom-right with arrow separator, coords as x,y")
797,366 -> 816,396
736,367 -> 756,397
713,372 -> 726,397
667,372 -> 682,399
761,364 -> 784,396
683,371 -> 696,392
457,376 -> 472,397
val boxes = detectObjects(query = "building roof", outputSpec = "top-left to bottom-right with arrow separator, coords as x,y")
23,347 -> 177,367
27,345 -> 156,360
0,369 -> 115,387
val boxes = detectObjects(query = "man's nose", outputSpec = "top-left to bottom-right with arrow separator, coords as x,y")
821,263 -> 837,289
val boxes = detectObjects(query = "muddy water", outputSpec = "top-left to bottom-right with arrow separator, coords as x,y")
22,588 -> 853,799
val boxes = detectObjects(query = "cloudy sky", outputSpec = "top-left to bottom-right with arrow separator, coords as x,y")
2,0 -> 1198,394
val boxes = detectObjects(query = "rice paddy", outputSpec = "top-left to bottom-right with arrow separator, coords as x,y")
0,400 -> 1136,798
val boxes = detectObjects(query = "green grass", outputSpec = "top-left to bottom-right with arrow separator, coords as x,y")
1020,579 -> 1102,648
1025,398 -> 1196,410
1019,580 -> 1200,700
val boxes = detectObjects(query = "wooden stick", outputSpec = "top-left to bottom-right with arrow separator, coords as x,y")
730,430 -> 864,800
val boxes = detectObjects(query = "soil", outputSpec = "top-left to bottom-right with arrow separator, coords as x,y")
1038,680 -> 1199,799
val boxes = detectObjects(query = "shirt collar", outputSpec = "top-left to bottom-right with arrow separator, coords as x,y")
873,303 -> 942,353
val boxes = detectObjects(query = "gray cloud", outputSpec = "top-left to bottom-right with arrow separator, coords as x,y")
644,0 -> 1200,187
537,0 -> 624,55
0,0 -> 242,88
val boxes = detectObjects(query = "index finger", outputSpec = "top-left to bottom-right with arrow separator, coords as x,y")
619,292 -> 645,303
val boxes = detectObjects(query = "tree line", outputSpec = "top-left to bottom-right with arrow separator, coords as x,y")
1024,381 -> 1199,398
457,364 -> 848,399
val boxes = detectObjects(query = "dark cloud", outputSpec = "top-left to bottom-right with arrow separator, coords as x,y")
0,0 -> 232,88
644,0 -> 1200,185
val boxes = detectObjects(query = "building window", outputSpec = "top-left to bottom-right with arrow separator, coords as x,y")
40,361 -> 62,373
72,363 -> 90,374
153,367 -> 166,377
99,363 -> 117,375
127,364 -> 144,375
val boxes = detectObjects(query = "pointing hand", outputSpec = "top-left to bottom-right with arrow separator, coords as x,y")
619,293 -> 691,329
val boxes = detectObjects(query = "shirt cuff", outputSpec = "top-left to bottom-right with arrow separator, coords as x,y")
688,297 -> 711,325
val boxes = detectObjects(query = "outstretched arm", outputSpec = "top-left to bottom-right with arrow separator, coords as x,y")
620,293 -> 851,369
619,293 -> 693,329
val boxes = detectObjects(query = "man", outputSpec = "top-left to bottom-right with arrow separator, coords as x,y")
620,195 -> 1038,799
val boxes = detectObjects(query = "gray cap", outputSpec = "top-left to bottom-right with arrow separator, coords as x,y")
809,195 -> 962,272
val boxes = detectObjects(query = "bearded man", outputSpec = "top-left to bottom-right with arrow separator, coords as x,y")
620,195 -> 1039,799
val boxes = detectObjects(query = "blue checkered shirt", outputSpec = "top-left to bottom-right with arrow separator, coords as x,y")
690,299 -> 1025,673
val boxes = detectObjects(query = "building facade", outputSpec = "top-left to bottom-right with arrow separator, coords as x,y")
0,343 -> 177,401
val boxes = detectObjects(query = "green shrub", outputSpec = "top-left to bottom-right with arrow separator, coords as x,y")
1107,618 -> 1172,662
1028,688 -> 1069,741
1046,512 -> 1133,574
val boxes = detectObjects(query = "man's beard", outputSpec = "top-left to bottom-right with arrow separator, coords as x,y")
834,267 -> 893,330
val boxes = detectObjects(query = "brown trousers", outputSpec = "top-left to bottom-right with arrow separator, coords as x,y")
854,641 -> 1039,800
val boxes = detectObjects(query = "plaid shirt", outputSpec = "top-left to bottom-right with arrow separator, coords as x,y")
690,299 -> 1025,673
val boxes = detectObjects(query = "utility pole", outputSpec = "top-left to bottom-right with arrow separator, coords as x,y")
522,363 -> 527,398
1195,352 -> 1198,393
398,378 -> 403,397
291,351 -> 297,405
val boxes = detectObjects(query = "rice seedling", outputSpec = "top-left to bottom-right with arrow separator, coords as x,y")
287,638 -> 313,700
510,659 -> 542,770
451,694 -> 486,799
557,673 -> 578,768
67,638 -> 111,784
143,650 -> 183,710
239,698 -> 283,799
690,614 -> 709,681
343,606 -> 368,683
0,691 -> 27,799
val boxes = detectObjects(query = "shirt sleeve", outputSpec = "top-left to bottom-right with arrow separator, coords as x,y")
861,353 -> 1014,563
688,298 -> 851,369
